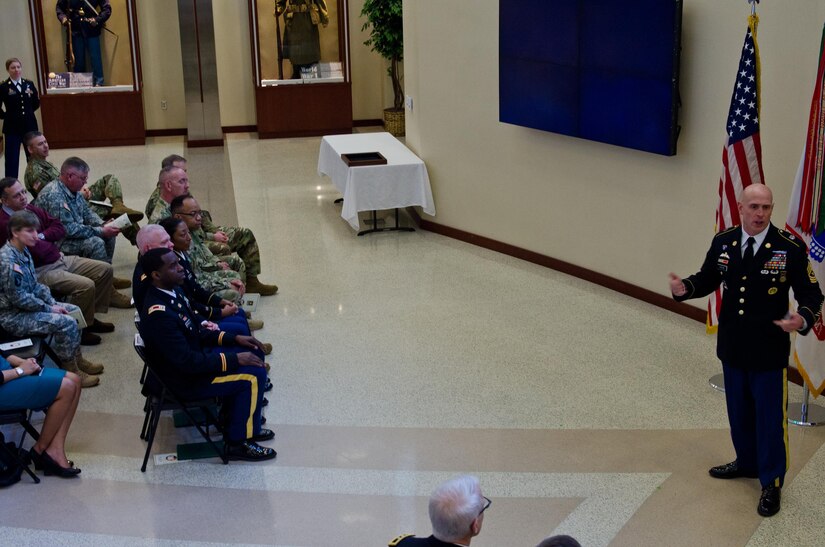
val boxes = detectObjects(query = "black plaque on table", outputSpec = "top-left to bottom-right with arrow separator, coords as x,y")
341,152 -> 387,167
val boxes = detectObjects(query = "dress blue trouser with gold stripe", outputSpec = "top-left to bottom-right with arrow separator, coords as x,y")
188,365 -> 267,443
722,365 -> 788,488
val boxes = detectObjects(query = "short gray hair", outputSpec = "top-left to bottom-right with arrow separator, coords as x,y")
60,156 -> 89,174
136,224 -> 168,254
428,475 -> 484,542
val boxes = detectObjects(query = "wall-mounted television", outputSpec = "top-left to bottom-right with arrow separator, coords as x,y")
499,0 -> 683,156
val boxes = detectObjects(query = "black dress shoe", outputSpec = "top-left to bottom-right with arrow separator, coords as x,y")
31,449 -> 81,477
87,319 -> 115,333
708,460 -> 758,479
225,441 -> 276,461
80,330 -> 102,346
758,485 -> 781,517
264,378 -> 273,392
251,428 -> 275,442
261,397 -> 269,408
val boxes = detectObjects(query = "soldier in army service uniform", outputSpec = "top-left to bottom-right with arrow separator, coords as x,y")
0,58 -> 39,178
669,184 -> 824,517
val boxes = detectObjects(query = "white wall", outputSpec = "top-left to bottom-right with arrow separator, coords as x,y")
403,1 -> 825,302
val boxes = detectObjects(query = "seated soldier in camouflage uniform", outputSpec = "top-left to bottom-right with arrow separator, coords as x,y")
170,194 -> 247,301
149,155 -> 230,256
0,210 -> 104,388
23,131 -> 143,245
148,155 -> 278,296
34,157 -> 133,308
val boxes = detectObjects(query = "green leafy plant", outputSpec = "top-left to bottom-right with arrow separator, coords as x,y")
360,0 -> 403,110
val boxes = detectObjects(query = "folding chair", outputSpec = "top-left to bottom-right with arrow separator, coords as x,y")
0,328 -> 61,367
0,410 -> 41,484
133,335 -> 228,472
0,330 -> 67,484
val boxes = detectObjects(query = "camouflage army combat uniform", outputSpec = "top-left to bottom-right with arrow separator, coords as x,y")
188,229 -> 246,299
201,212 -> 262,276
145,189 -> 231,255
25,157 -> 140,242
0,243 -> 80,362
23,157 -> 59,197
34,180 -> 115,263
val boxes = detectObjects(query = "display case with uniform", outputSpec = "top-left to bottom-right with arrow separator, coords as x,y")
27,0 -> 144,148
248,0 -> 352,138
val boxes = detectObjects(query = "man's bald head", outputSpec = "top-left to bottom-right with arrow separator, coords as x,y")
740,183 -> 773,204
738,183 -> 773,236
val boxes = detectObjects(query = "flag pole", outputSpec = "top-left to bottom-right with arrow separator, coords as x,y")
788,382 -> 825,426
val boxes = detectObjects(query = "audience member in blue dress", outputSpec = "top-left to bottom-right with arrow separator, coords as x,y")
0,354 -> 82,477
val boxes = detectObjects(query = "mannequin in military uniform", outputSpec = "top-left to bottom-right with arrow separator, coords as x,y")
56,0 -> 112,86
669,184 -> 824,517
0,58 -> 39,178
276,0 -> 328,79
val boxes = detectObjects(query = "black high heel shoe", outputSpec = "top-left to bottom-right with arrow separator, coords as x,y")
31,449 -> 81,477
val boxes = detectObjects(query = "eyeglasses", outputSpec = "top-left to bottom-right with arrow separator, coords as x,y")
479,496 -> 492,516
177,210 -> 203,218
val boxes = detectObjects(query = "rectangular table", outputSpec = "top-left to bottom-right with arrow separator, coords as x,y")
317,132 -> 436,234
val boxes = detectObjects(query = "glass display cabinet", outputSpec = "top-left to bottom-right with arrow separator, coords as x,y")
248,0 -> 352,137
28,0 -> 145,148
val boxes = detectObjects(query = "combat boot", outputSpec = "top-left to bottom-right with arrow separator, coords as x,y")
247,319 -> 264,331
109,287 -> 134,308
113,277 -> 132,290
76,349 -> 104,375
109,198 -> 144,223
61,356 -> 100,388
246,276 -> 278,296
262,342 -> 272,355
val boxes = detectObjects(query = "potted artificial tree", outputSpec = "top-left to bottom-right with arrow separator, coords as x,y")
361,0 -> 404,136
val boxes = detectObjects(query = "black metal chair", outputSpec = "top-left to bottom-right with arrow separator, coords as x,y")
0,410 -> 40,484
0,330 -> 68,484
133,334 -> 228,472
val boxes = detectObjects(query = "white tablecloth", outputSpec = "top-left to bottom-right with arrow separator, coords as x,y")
317,132 -> 436,230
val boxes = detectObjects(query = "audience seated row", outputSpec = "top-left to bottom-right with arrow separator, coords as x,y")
0,150 -> 282,479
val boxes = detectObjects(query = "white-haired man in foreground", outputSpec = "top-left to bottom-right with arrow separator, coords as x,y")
388,475 -> 489,546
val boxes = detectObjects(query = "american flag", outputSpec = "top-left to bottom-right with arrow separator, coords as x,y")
708,14 -> 765,333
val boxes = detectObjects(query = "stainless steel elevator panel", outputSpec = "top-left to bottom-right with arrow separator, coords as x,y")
177,0 -> 223,144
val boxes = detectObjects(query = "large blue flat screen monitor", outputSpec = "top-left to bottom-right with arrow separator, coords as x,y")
500,0 -> 683,156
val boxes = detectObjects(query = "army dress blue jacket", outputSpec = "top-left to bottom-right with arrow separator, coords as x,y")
675,224 -> 824,370
140,285 -> 240,395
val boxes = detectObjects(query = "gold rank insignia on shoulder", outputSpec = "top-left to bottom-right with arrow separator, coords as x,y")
389,534 -> 414,546
808,262 -> 819,283
148,304 -> 166,314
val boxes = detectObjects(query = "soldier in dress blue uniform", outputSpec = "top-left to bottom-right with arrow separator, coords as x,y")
388,475 -> 489,547
669,184 -> 824,517
0,58 -> 39,178
139,248 -> 276,461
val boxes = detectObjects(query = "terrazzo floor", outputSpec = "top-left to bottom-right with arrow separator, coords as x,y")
3,132 -> 825,546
